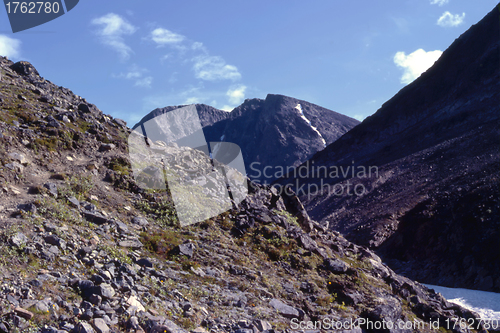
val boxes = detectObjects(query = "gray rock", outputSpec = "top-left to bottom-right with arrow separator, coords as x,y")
324,258 -> 349,273
77,280 -> 95,299
83,210 -> 109,225
43,234 -> 66,249
10,61 -> 39,76
269,298 -> 303,319
98,143 -> 115,152
366,296 -> 402,324
67,196 -> 80,208
172,243 -> 194,258
35,300 -> 50,313
10,232 -> 28,248
78,103 -> 91,113
18,203 -> 37,214
298,234 -> 318,252
95,283 -> 115,299
92,318 -> 110,333
131,216 -> 149,226
253,319 -> 272,331
40,326 -> 64,333
47,116 -> 61,128
89,294 -> 102,306
151,319 -> 188,333
5,162 -> 23,172
118,239 -> 143,249
114,118 -> 127,127
126,316 -> 141,331
81,309 -> 93,320
74,322 -> 95,333
136,258 -> 153,268
114,220 -> 129,234
14,307 -> 34,320
8,152 -> 26,164
43,182 -> 58,198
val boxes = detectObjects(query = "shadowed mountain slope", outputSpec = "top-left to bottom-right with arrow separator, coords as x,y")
278,6 -> 500,292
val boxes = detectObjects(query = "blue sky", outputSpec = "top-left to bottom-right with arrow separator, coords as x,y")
0,1 -> 497,125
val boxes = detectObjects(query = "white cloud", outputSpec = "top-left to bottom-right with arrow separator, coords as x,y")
221,105 -> 234,111
150,28 -> 185,46
394,49 -> 443,84
135,77 -> 153,88
193,55 -> 242,81
354,114 -> 366,122
191,42 -> 206,52
430,0 -> 449,6
184,97 -> 200,104
114,65 -> 152,88
0,35 -> 21,59
226,85 -> 246,105
91,13 -> 137,60
437,11 -> 465,27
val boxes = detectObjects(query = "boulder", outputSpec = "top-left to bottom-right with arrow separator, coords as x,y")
269,298 -> 303,319
10,61 -> 39,76
92,318 -> 110,333
171,243 -> 194,258
324,258 -> 349,273
74,322 -> 95,333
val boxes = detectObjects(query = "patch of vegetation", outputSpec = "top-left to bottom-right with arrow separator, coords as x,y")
58,174 -> 93,201
315,294 -> 334,307
73,119 -> 92,133
99,244 -> 132,264
135,195 -> 178,227
14,109 -> 38,124
178,317 -> 196,331
272,209 -> 300,227
32,137 -> 60,152
34,196 -> 84,225
107,156 -> 131,175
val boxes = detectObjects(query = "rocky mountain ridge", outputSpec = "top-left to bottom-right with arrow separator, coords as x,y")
133,94 -> 359,185
0,57 -> 491,332
277,5 -> 500,292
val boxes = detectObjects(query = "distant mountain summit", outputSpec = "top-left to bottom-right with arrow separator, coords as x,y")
133,94 -> 359,184
278,6 -> 500,291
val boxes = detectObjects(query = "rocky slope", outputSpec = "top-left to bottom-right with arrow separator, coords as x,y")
277,6 -> 500,292
0,58 -> 491,332
133,95 -> 359,185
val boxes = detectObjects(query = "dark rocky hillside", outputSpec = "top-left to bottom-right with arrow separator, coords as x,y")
0,58 -> 489,332
277,6 -> 500,292
133,95 -> 359,185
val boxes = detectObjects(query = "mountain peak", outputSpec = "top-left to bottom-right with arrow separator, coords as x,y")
134,95 -> 359,184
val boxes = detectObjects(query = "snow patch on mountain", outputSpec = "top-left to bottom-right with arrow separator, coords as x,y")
295,103 -> 326,147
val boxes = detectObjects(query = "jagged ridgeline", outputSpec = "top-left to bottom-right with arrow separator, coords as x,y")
278,5 -> 500,293
132,94 -> 360,185
0,57 -> 492,332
